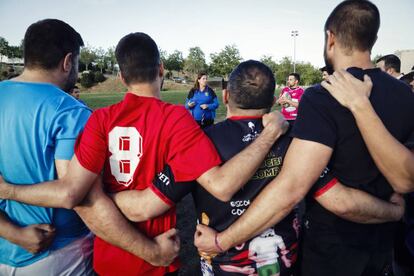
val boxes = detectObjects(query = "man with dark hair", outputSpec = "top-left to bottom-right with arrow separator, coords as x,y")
194,1 -> 414,275
0,33 -> 287,275
320,66 -> 330,81
277,73 -> 304,124
376,54 -> 403,79
0,19 -> 94,275
69,85 -> 87,106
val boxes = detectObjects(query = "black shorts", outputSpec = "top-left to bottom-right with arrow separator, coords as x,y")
299,231 -> 392,276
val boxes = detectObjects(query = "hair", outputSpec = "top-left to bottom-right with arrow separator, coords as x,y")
192,72 -> 207,91
227,60 -> 275,110
24,19 -> 84,70
289,73 -> 300,83
72,85 -> 79,90
376,54 -> 401,73
400,71 -> 414,87
115,32 -> 160,85
319,66 -> 327,72
187,72 -> 216,99
324,0 -> 380,53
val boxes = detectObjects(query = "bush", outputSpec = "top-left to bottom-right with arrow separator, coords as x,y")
80,71 -> 95,88
94,72 -> 106,83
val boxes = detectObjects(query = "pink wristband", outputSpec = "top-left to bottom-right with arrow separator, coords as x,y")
215,233 -> 224,253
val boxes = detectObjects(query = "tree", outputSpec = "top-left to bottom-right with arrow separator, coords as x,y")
104,46 -> 117,74
296,62 -> 322,85
80,46 -> 97,71
164,50 -> 184,75
260,55 -> 278,78
275,56 -> 293,85
209,45 -> 242,77
0,37 -> 10,65
184,47 -> 207,75
95,47 -> 106,73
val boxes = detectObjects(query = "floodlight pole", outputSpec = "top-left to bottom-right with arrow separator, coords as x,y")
291,30 -> 299,73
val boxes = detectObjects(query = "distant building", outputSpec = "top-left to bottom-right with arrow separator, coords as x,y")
0,54 -> 24,66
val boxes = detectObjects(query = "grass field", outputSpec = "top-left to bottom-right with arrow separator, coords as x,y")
81,89 -> 281,122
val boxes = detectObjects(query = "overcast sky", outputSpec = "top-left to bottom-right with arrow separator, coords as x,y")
0,0 -> 412,67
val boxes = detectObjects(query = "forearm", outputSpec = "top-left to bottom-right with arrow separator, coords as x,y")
1,180 -> 78,209
74,190 -> 159,261
351,98 -> 414,193
198,127 -> 281,201
317,182 -> 402,224
0,211 -> 21,244
218,173 -> 302,250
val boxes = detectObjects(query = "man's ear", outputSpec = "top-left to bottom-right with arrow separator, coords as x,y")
119,71 -> 128,86
159,63 -> 164,77
326,30 -> 335,51
222,89 -> 229,104
62,53 -> 73,73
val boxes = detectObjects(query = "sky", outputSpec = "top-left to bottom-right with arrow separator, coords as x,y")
0,0 -> 413,67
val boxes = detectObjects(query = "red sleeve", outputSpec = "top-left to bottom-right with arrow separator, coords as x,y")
164,107 -> 221,182
297,88 -> 305,101
75,111 -> 107,174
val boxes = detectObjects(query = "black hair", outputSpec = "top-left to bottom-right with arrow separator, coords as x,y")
289,73 -> 300,83
325,0 -> 380,52
115,32 -> 160,85
227,60 -> 275,110
24,19 -> 84,70
320,66 -> 327,72
376,54 -> 401,73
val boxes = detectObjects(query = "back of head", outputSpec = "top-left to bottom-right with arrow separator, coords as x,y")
24,19 -> 84,70
115,33 -> 160,85
377,54 -> 401,73
325,0 -> 380,53
227,60 -> 275,110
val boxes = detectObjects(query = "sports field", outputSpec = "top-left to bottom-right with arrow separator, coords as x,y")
81,89 -> 281,122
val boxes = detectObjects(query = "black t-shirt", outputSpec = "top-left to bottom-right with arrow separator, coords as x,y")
154,117 -> 299,275
292,67 -> 414,248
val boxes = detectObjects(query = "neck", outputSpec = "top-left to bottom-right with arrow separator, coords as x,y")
200,85 -> 206,91
127,81 -> 161,98
13,68 -> 65,89
390,71 -> 401,78
333,49 -> 374,71
226,106 -> 267,118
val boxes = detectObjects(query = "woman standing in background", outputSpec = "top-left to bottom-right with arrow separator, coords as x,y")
185,72 -> 219,128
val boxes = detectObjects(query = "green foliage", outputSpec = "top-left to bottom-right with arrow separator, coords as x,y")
94,71 -> 106,83
184,47 -> 207,75
80,71 -> 95,88
0,37 -> 22,59
80,46 -> 97,71
164,50 -> 184,74
209,45 -> 242,77
260,55 -> 278,78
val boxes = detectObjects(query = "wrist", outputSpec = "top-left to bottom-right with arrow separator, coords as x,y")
0,183 -> 14,200
216,232 -> 232,252
349,96 -> 370,114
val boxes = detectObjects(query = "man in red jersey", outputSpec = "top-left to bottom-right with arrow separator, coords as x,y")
0,33 -> 287,275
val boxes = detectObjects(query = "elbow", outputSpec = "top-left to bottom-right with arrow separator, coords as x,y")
127,211 -> 149,222
391,178 -> 414,194
62,189 -> 83,209
211,187 -> 232,202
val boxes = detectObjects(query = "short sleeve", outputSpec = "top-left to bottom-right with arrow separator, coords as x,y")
291,89 -> 337,149
150,165 -> 195,206
75,111 -> 107,174
311,167 -> 338,197
52,107 -> 91,160
165,108 -> 221,182
405,130 -> 414,149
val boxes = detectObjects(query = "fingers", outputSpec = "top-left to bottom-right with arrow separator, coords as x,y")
164,228 -> 178,239
35,224 -> 56,233
363,74 -> 373,88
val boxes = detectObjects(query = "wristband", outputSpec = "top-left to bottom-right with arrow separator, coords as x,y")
215,233 -> 224,253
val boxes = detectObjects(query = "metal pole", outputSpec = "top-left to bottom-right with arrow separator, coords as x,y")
291,30 -> 298,73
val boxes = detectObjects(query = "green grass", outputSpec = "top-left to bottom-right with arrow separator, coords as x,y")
81,89 -> 281,122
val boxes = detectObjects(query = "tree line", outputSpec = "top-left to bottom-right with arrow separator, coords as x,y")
0,36 -> 324,85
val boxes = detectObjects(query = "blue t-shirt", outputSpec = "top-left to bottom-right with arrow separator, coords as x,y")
185,86 -> 219,121
0,80 -> 92,267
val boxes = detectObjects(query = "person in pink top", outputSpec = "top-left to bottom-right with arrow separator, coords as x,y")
277,73 -> 304,123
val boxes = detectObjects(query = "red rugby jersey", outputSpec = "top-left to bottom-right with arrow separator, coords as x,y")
279,86 -> 304,120
75,93 -> 221,276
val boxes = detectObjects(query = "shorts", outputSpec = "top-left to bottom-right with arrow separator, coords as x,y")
0,232 -> 94,276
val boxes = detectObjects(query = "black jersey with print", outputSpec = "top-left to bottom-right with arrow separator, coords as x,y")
153,117 -> 296,275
